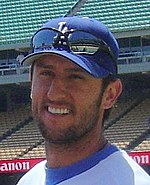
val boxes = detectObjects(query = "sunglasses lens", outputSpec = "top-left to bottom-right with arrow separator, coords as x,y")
32,29 -> 57,50
69,31 -> 100,54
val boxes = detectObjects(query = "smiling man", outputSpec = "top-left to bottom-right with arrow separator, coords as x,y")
17,16 -> 150,185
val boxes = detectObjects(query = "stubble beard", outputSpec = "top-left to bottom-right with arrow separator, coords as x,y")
33,93 -> 103,146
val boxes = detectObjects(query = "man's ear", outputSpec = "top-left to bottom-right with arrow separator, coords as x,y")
102,79 -> 122,109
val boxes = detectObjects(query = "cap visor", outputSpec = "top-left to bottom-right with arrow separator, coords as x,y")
22,49 -> 109,77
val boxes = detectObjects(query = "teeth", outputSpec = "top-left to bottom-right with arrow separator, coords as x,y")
48,107 -> 70,114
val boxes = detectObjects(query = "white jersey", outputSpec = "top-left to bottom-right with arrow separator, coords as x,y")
17,145 -> 150,185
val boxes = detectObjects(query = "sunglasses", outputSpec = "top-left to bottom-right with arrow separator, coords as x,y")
31,27 -> 116,60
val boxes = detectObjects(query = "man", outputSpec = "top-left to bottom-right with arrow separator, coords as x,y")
17,16 -> 150,185
16,52 -> 25,66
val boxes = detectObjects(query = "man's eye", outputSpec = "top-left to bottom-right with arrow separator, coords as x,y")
69,74 -> 84,80
40,71 -> 53,76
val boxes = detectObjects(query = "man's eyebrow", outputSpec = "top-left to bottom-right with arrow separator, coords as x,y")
65,67 -> 87,74
35,62 -> 87,74
35,62 -> 53,69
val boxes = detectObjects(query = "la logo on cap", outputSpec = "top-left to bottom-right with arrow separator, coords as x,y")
58,22 -> 68,33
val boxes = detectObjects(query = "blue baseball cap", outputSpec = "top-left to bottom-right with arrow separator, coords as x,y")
22,16 -> 119,77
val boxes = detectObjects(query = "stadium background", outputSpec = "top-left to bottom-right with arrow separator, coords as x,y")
0,0 -> 150,184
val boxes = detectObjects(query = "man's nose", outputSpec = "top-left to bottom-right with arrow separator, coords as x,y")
47,78 -> 68,101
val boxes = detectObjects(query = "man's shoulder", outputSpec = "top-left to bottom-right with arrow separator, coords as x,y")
102,149 -> 150,184
17,160 -> 46,185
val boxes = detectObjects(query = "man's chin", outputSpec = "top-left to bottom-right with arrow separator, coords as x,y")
37,121 -> 82,145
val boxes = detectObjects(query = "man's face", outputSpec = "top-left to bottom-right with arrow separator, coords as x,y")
31,54 -> 105,144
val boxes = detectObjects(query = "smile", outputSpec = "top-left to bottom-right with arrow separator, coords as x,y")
48,107 -> 70,115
